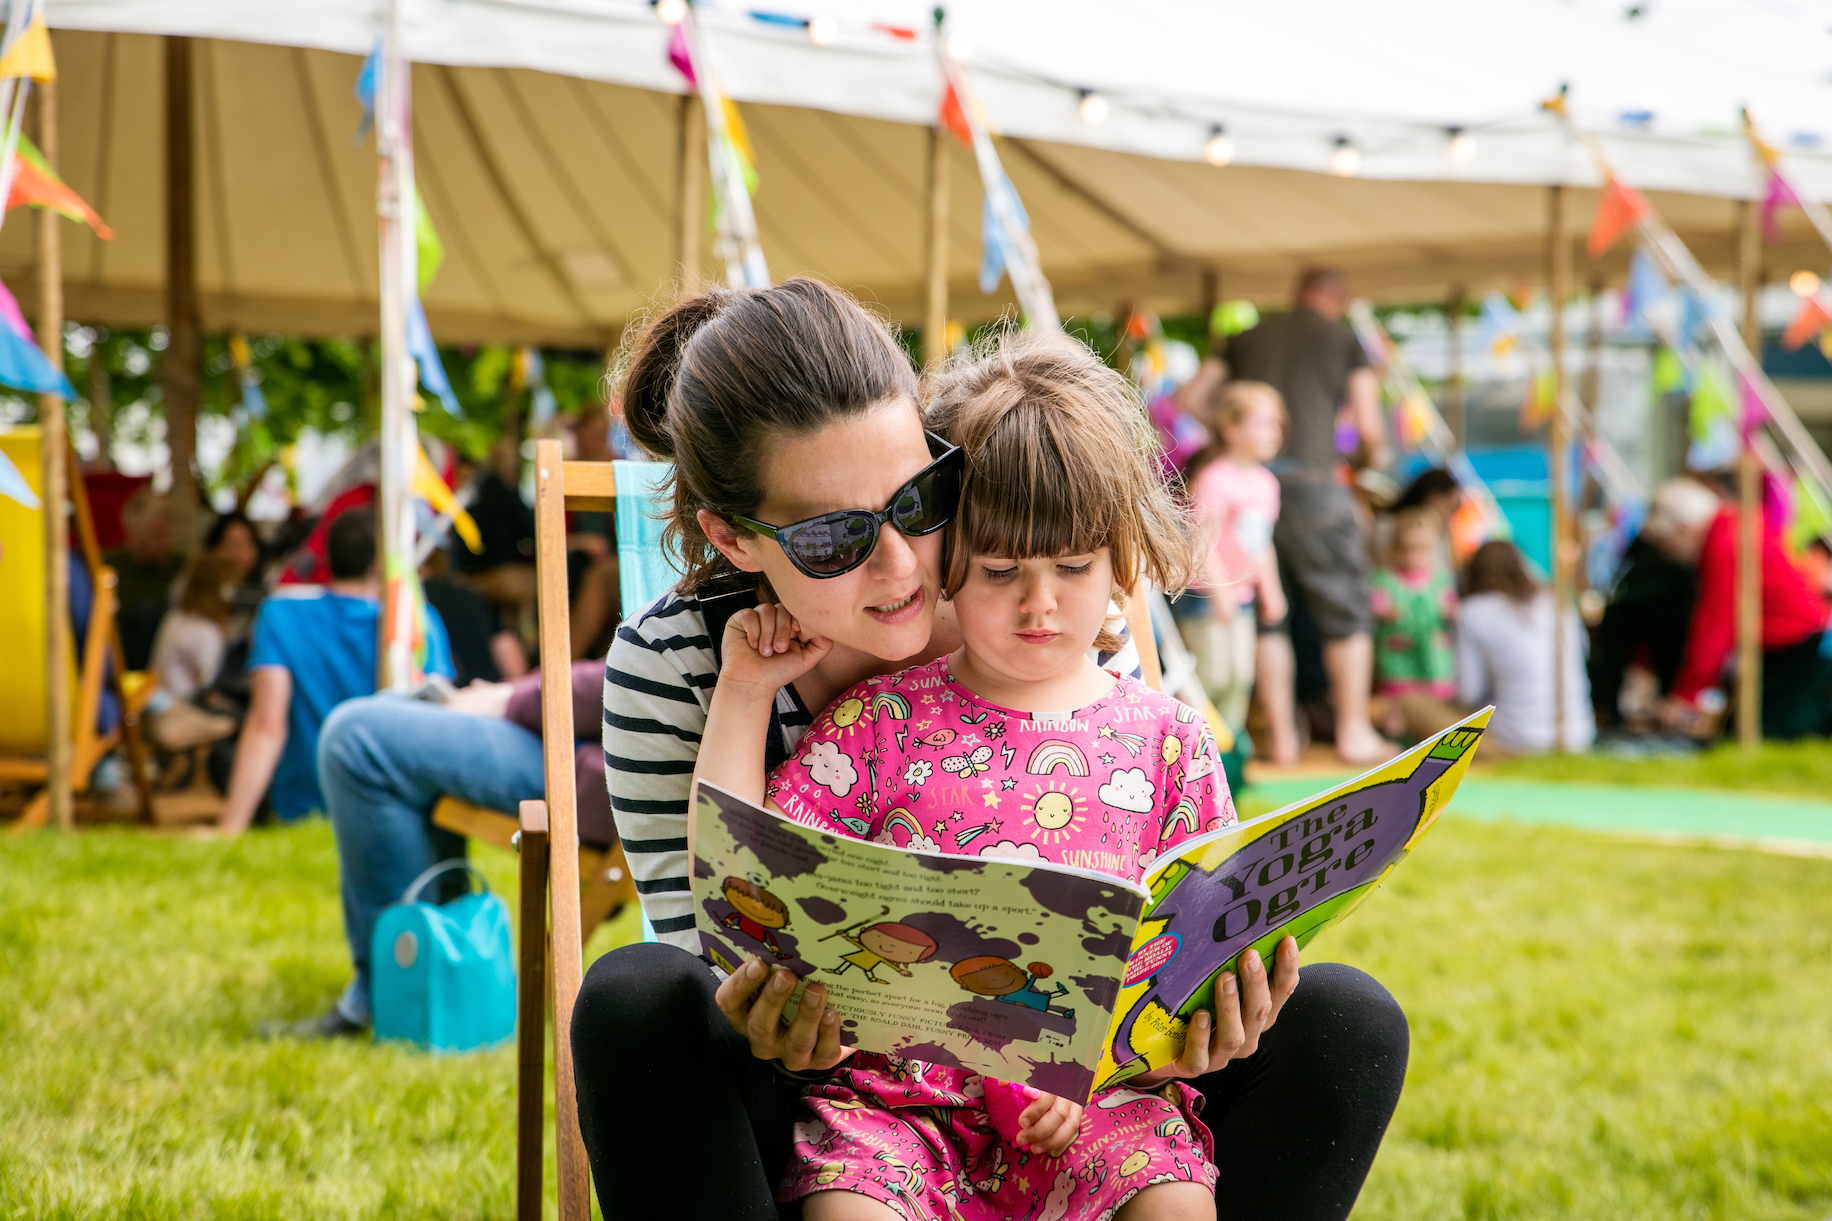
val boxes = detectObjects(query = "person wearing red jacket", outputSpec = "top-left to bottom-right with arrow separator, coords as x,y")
1646,478 -> 1832,739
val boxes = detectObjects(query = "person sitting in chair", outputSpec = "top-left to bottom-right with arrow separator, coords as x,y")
219,509 -> 454,834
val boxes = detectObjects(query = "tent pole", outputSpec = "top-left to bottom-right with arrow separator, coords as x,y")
1736,199 -> 1762,750
923,125 -> 950,372
1198,267 -> 1219,352
38,78 -> 70,831
160,35 -> 201,549
375,0 -> 416,691
676,95 -> 704,284
1546,184 -> 1570,753
1444,285 -> 1465,447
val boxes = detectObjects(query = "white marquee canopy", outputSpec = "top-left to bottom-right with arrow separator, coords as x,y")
17,0 -> 1832,344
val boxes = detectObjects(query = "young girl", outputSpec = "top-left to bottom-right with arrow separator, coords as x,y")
1181,380 -> 1294,762
1369,507 -> 1458,742
694,332 -> 1237,1221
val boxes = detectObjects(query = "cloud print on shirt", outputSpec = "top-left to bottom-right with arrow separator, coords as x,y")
1098,767 -> 1155,813
979,839 -> 1046,863
801,740 -> 859,798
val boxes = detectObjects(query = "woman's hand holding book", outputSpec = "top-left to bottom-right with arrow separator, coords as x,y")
1130,938 -> 1300,1086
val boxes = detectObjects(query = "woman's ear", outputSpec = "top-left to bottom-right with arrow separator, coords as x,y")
699,508 -> 765,573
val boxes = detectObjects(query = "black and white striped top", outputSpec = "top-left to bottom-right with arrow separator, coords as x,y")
603,579 -> 1141,952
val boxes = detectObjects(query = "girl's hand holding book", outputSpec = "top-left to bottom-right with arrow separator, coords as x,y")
1130,938 -> 1301,1086
719,603 -> 833,700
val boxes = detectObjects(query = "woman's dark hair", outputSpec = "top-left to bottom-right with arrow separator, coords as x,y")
618,278 -> 920,592
1463,539 -> 1538,603
1393,467 -> 1460,513
204,509 -> 257,553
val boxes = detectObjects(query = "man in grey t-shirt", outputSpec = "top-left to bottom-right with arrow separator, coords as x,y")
1219,268 -> 1392,763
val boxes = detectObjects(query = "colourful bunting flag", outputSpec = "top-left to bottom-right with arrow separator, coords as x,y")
939,81 -> 972,146
1519,366 -> 1555,431
0,445 -> 38,508
720,98 -> 760,196
0,315 -> 73,398
1587,177 -> 1650,258
0,272 -> 34,342
227,333 -> 267,420
1781,295 -> 1832,351
0,16 -> 55,82
413,444 -> 482,553
406,297 -> 462,417
1620,248 -> 1665,333
1650,347 -> 1687,396
413,185 -> 444,293
1760,171 -> 1800,243
1788,474 -> 1832,554
1477,293 -> 1520,360
668,23 -> 697,88
978,161 -> 1030,295
1740,373 -> 1766,438
353,42 -> 380,144
1689,363 -> 1732,442
7,136 -> 113,239
1211,299 -> 1258,337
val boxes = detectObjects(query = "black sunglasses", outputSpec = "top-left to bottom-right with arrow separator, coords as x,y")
732,433 -> 965,579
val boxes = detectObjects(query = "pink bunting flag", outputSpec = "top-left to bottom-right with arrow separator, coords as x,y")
667,24 -> 696,88
1761,170 -> 1800,242
0,273 -> 34,343
1740,373 -> 1767,439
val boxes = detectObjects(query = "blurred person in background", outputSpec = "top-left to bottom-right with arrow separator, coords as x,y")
146,554 -> 241,751
1641,477 -> 1832,740
106,489 -> 187,671
565,404 -> 624,658
1179,380 -> 1296,764
451,438 -> 538,637
1457,540 -> 1595,754
1218,267 -> 1391,762
219,509 -> 454,834
1369,507 -> 1460,743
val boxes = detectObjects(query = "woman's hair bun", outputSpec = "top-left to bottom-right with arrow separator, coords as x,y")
617,291 -> 731,461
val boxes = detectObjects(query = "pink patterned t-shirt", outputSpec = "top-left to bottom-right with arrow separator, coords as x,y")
766,657 -> 1236,883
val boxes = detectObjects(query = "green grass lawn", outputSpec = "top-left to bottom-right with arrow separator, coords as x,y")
3,817 -> 1828,1220
1485,739 -> 1832,799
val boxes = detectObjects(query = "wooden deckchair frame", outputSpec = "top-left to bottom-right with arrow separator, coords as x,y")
509,439 -> 1164,1221
5,442 -> 155,831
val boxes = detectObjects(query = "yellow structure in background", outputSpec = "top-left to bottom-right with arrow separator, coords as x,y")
0,427 -> 66,752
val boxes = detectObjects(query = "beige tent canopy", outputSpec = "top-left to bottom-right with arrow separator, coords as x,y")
8,25 -> 1829,346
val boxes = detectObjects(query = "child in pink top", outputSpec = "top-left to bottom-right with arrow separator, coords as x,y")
1184,380 -> 1297,762
693,332 -> 1244,1221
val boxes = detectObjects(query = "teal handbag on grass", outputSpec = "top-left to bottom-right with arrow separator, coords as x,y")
371,860 -> 516,1052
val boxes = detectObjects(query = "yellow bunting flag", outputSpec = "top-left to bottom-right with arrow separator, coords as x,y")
0,16 -> 54,82
413,446 -> 482,553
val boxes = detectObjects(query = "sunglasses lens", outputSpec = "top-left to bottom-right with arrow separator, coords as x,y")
787,514 -> 878,575
892,460 -> 962,535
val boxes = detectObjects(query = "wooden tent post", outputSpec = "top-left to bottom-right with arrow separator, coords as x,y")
1546,185 -> 1571,753
38,78 -> 71,831
1444,285 -> 1466,447
923,125 -> 950,371
1736,199 -> 1762,749
677,95 -> 704,282
160,36 -> 201,549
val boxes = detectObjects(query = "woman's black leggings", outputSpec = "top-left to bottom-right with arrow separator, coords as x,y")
572,942 -> 1409,1221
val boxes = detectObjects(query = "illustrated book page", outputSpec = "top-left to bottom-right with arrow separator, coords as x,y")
692,781 -> 1147,1102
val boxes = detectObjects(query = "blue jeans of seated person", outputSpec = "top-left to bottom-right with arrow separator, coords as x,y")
317,695 -> 546,1025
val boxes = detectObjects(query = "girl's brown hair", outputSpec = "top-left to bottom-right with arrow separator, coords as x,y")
617,278 -> 920,592
926,330 -> 1194,651
1462,539 -> 1538,603
176,554 -> 238,625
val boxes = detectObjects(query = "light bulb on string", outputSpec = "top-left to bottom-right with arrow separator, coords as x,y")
1330,136 -> 1360,177
807,15 -> 837,45
1790,270 -> 1822,297
655,0 -> 687,25
1446,126 -> 1477,163
1078,89 -> 1109,125
1204,124 -> 1234,167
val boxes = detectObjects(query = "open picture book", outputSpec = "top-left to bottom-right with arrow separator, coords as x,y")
691,706 -> 1491,1104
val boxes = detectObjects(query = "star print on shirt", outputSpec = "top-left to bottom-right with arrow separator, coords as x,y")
1100,754 -> 1115,766
949,812 -> 964,822
932,820 -> 949,836
1000,778 -> 1017,791
982,788 -> 1002,807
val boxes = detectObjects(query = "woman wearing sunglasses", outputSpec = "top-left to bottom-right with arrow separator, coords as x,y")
576,279 -> 1408,1221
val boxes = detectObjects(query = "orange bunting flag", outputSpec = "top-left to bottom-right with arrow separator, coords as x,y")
1587,177 -> 1649,258
0,16 -> 55,82
6,136 -> 113,239
939,81 -> 972,147
1782,295 -> 1832,351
